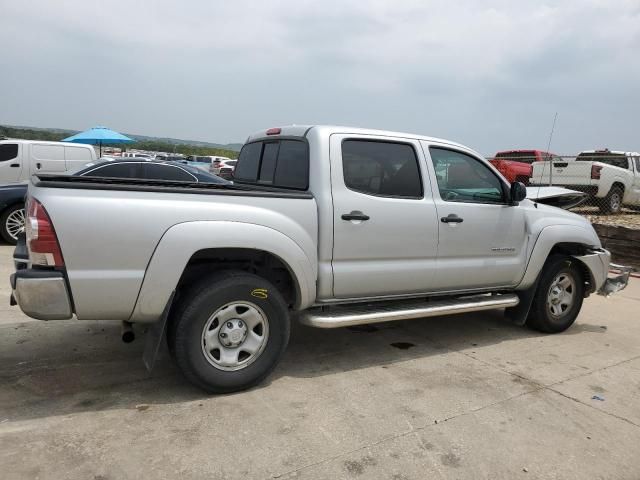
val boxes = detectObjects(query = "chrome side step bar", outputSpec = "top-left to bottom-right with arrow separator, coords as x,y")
299,294 -> 520,329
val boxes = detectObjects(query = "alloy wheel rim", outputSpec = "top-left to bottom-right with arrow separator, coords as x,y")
201,301 -> 269,371
546,272 -> 576,318
611,193 -> 621,211
6,208 -> 25,240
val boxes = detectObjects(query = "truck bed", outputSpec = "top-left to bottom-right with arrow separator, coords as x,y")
30,174 -> 318,321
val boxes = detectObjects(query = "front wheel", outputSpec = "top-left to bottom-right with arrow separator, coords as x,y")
0,204 -> 25,245
526,255 -> 585,333
170,271 -> 290,393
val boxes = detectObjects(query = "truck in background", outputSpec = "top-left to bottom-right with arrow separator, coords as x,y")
490,150 -> 560,184
531,149 -> 640,213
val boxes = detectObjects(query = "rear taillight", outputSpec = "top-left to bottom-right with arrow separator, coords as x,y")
591,165 -> 603,180
26,198 -> 64,267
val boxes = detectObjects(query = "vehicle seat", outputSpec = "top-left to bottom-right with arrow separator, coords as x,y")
447,162 -> 476,189
382,161 -> 421,197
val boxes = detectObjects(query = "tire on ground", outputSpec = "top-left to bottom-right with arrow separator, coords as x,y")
526,255 -> 585,333
169,270 -> 290,393
0,203 -> 25,245
600,185 -> 623,214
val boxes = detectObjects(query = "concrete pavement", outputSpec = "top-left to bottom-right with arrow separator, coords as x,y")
0,245 -> 638,479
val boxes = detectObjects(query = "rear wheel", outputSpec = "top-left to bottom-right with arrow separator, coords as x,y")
0,204 -> 25,245
600,186 -> 623,214
170,271 -> 290,393
526,255 -> 584,333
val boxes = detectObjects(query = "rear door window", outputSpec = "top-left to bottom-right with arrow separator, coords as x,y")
342,140 -> 422,198
0,144 -> 18,162
235,139 -> 309,189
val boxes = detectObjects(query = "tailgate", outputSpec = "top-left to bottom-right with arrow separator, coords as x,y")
531,160 -> 593,186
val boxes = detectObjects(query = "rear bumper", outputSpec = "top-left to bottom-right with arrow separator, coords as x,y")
10,269 -> 73,320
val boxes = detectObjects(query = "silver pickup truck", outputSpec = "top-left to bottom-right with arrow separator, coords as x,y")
10,125 -> 632,393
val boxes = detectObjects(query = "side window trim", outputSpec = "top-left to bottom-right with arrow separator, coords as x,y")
427,145 -> 509,205
340,138 -> 424,200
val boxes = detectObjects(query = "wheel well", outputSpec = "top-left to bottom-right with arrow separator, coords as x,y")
175,248 -> 298,308
611,182 -> 625,194
548,243 -> 594,294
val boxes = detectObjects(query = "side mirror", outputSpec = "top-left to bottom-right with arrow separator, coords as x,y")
510,182 -> 527,205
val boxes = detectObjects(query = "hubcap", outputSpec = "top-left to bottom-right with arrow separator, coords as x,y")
201,302 -> 269,371
6,208 -> 25,240
547,273 -> 576,318
611,193 -> 621,211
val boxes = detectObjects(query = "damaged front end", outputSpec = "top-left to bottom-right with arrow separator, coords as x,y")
599,263 -> 635,297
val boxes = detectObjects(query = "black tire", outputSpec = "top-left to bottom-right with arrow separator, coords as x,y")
0,203 -> 25,245
599,186 -> 623,214
526,255 -> 584,333
170,270 -> 290,393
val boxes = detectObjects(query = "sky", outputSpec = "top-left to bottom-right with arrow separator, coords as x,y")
1,0 -> 639,154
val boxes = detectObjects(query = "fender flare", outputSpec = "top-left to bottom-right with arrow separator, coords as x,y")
517,224 -> 601,290
129,221 -> 317,323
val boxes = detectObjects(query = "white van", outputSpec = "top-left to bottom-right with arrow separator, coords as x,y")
0,140 -> 97,184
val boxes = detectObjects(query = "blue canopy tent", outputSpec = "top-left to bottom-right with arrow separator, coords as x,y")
62,126 -> 134,156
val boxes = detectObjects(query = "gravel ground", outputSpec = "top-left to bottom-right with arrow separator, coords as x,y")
572,206 -> 640,229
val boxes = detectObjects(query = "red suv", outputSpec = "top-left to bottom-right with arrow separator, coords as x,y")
490,150 -> 559,184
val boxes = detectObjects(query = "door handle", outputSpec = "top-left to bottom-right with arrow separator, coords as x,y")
341,211 -> 370,221
10,164 -> 19,168
441,214 -> 463,224
36,163 -> 42,169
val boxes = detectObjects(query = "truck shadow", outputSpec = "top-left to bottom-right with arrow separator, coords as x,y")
0,311 -> 606,422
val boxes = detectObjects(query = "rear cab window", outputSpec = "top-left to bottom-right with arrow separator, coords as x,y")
234,139 -> 309,190
577,152 -> 629,170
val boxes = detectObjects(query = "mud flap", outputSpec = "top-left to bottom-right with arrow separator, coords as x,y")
505,277 -> 541,326
142,291 -> 175,372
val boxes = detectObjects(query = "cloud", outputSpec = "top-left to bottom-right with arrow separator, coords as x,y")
1,0 -> 639,153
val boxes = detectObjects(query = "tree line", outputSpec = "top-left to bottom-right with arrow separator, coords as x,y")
0,125 -> 239,159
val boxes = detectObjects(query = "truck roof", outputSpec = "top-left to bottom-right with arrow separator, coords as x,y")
245,125 -> 469,150
579,149 -> 640,156
0,139 -> 94,148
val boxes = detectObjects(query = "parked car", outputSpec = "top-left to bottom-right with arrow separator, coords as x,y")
0,183 -> 28,243
0,140 -> 96,184
530,149 -> 640,213
186,155 -> 217,166
11,125 -> 631,394
489,150 -> 560,184
210,158 -> 237,179
155,154 -> 186,162
0,160 -> 229,244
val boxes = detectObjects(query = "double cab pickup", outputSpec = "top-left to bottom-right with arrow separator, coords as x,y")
11,126 -> 631,392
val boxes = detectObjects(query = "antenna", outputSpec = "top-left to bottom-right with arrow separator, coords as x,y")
535,112 -> 558,202
546,112 -> 558,186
